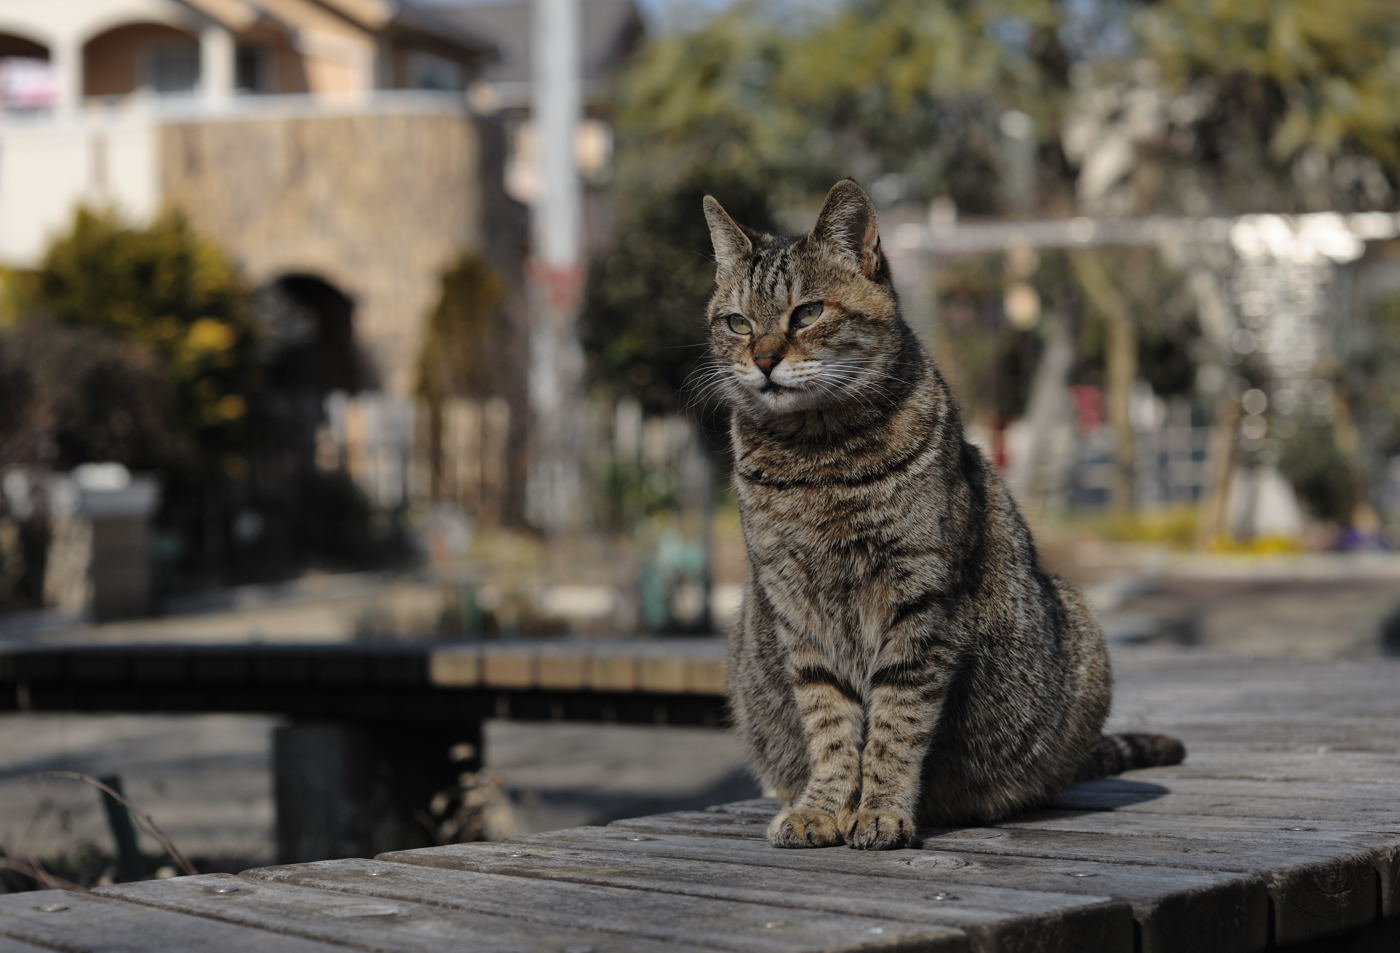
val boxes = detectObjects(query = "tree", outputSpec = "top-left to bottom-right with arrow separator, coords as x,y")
1082,0 -> 1400,213
581,170 -> 777,432
0,322 -> 178,471
3,207 -> 266,584
22,207 -> 261,474
414,251 -> 526,511
591,0 -> 1400,530
415,252 -> 509,405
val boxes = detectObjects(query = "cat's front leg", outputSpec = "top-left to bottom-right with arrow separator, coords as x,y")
767,641 -> 864,848
843,628 -> 957,850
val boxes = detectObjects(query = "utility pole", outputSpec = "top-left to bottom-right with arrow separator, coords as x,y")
526,0 -> 585,533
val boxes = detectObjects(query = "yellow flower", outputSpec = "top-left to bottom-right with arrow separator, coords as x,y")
218,394 -> 247,421
185,317 -> 235,355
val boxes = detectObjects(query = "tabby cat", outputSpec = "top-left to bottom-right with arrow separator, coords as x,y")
705,179 -> 1184,850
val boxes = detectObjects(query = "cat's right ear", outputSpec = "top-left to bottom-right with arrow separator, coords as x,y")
703,195 -> 753,281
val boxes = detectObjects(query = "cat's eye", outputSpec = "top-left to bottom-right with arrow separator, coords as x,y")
792,301 -> 824,328
726,314 -> 752,335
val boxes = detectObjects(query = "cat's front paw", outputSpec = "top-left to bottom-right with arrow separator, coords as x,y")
767,807 -> 843,848
841,807 -> 915,850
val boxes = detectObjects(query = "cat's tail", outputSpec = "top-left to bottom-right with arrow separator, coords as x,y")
1077,732 -> 1186,780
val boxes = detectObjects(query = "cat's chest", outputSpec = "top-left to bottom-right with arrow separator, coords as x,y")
741,482 -> 953,637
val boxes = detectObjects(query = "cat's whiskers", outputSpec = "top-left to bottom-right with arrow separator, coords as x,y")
683,360 -> 743,417
811,361 -> 887,417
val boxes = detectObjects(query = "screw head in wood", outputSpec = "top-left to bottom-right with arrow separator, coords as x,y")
37,903 -> 69,912
338,904 -> 403,919
205,884 -> 241,895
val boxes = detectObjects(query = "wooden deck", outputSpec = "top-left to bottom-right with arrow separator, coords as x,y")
2,648 -> 1398,953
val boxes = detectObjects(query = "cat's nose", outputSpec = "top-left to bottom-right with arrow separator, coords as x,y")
754,352 -> 781,376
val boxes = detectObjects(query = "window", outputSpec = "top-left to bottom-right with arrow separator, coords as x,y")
236,44 -> 271,94
142,42 -> 199,95
406,51 -> 463,91
0,57 -> 57,110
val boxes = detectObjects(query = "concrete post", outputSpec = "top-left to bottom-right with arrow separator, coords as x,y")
525,0 -> 586,533
52,36 -> 83,114
273,719 -> 482,863
201,24 -> 236,105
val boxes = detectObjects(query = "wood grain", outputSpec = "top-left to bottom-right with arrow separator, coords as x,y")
100,872 -> 696,953
0,889 -> 348,953
613,802 -> 1386,948
243,856 -> 970,952
533,824 -> 1266,953
382,837 -> 1134,953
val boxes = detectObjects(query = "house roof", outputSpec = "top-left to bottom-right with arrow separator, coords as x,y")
434,0 -> 644,89
223,1 -> 496,57
389,2 -> 498,55
180,0 -> 263,31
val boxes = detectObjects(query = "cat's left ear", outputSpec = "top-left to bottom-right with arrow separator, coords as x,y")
703,195 -> 753,281
811,179 -> 881,279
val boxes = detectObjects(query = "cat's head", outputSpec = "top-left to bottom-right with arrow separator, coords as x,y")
701,179 -> 905,419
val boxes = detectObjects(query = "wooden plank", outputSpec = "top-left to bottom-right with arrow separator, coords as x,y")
614,804 -> 1382,947
534,643 -> 593,690
587,645 -> 640,692
426,645 -> 480,686
69,648 -> 128,681
100,872 -> 697,953
687,654 -> 728,694
422,827 -> 1244,953
527,826 -> 1267,953
1049,785 -> 1400,828
638,654 -> 690,693
1126,751 -> 1400,783
309,648 -> 372,684
0,889 -> 348,953
189,646 -> 255,682
927,827 -> 1383,947
479,645 -> 537,688
998,809 -> 1400,921
0,939 -> 61,953
382,838 -> 1135,953
1075,776 -> 1400,801
129,646 -> 191,682
244,856 -> 969,952
585,640 -> 727,694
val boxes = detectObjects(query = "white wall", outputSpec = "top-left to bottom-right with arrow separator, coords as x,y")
0,0 -> 206,50
0,112 -> 157,265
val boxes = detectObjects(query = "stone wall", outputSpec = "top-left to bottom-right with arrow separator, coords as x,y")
157,104 -> 523,396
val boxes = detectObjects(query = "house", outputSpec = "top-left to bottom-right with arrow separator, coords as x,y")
0,0 -> 507,396
0,0 -> 495,108
0,0 -> 645,541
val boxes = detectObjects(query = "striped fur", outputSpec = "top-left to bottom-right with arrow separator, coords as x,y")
1078,732 -> 1186,781
703,180 -> 1185,849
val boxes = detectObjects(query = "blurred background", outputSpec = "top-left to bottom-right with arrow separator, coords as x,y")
2,0 -> 1399,890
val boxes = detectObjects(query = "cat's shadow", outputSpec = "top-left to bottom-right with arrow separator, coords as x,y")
1052,777 -> 1173,808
